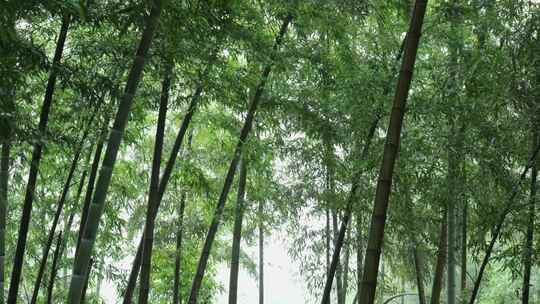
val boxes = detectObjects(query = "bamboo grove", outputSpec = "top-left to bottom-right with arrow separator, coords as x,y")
1,0 -> 539,303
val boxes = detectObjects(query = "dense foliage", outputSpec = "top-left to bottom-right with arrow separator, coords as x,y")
1,0 -> 539,303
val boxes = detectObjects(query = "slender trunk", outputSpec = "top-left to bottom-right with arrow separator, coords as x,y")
324,207 -> 351,304
325,205 -> 330,301
401,280 -> 405,304
44,158 -> 89,303
187,15 -> 292,304
460,187 -> 467,302
356,212 -> 363,304
430,209 -> 447,304
447,157 -> 457,304
46,231 -> 63,304
468,144 -> 540,304
522,129 -> 538,304
122,84 -> 203,304
64,168 -> 89,243
358,1 -> 428,302
123,240 -> 143,304
0,142 -> 10,304
72,125 -> 106,301
458,126 -> 467,303
68,1 -> 162,301
138,62 -> 171,304
379,253 -> 384,304
326,140 -> 341,302
321,113 -> 380,304
326,208 -> 330,276
76,120 -> 108,255
172,192 -> 186,304
81,258 -> 93,304
228,159 -> 248,304
332,212 -> 344,304
61,168 -> 88,255
326,29 -> 406,304
342,225 -> 351,303
7,15 -> 71,303
96,266 -> 102,302
412,245 -> 426,304
258,200 -> 264,304
30,103 -> 99,304
55,168 -> 88,302
446,2 -> 461,302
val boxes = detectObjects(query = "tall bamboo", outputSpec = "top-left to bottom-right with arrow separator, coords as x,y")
122,84 -> 203,304
7,15 -> 71,303
67,1 -> 162,302
258,200 -> 264,304
320,113 -> 380,304
358,1 -> 428,302
0,142 -> 9,304
430,209 -> 447,304
138,63 -> 171,304
45,231 -> 63,304
30,103 -> 99,304
187,14 -> 292,303
522,128 -> 538,304
228,159 -> 248,304
468,144 -> 540,304
172,192 -> 186,304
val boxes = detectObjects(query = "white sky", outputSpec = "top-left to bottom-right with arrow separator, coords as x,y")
215,231 -> 309,304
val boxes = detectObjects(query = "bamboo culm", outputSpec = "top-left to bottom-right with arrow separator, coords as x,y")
320,22 -> 409,303
468,143 -> 540,304
172,192 -> 187,304
332,211 -> 344,304
0,142 -> 10,304
138,63 -> 171,304
67,1 -> 162,302
359,1 -> 428,302
76,120 -> 109,256
522,129 -> 538,304
44,154 -> 90,303
122,84 -> 203,304
46,231 -> 63,304
228,159 -> 248,304
187,14 -> 292,304
430,209 -> 447,304
7,15 -> 71,304
81,259 -> 94,304
412,245 -> 426,304
30,102 -> 100,304
320,113 -> 380,304
259,200 -> 264,304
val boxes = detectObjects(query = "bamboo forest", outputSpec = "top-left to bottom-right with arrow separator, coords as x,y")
1,0 -> 540,303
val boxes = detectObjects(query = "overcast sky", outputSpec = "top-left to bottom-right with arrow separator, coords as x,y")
215,231 -> 308,304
